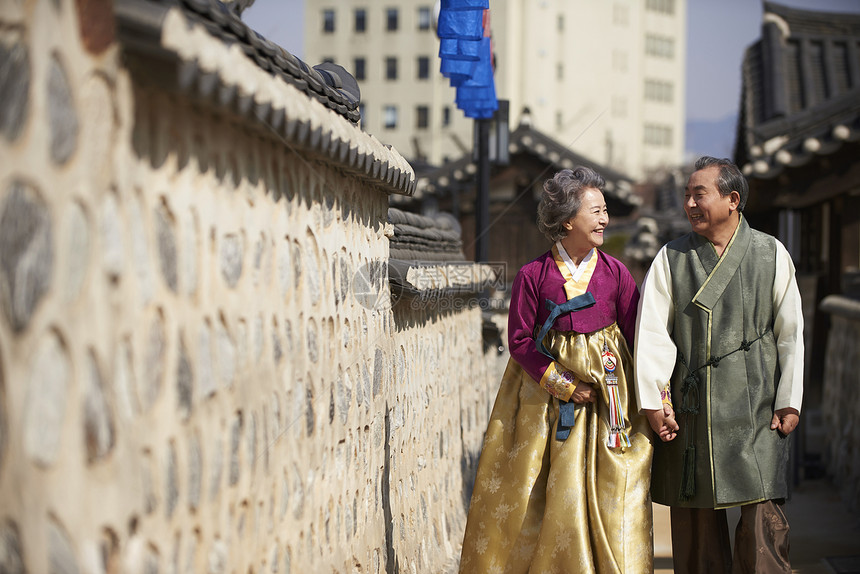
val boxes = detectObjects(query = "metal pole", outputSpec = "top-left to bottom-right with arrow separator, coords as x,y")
475,117 -> 491,263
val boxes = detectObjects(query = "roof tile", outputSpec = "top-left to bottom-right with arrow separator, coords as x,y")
115,0 -> 414,195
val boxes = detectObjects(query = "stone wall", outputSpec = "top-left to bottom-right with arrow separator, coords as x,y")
820,295 -> 860,512
0,2 -> 504,572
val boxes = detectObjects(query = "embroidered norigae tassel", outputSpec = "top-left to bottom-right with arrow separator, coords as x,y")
606,380 -> 631,448
602,342 -> 631,449
679,444 -> 696,501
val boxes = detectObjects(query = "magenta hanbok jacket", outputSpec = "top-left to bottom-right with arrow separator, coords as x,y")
507,249 -> 640,385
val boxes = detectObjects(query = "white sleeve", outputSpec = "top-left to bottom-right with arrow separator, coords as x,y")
634,246 -> 677,412
772,241 -> 804,413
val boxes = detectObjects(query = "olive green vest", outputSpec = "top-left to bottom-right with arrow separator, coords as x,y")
651,217 -> 792,508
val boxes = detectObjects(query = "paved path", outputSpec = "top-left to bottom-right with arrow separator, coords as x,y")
654,477 -> 860,573
447,477 -> 859,573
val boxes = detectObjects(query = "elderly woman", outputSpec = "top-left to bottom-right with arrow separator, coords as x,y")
459,167 -> 653,573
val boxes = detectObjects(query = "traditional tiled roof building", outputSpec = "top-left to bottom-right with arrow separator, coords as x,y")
736,1 -> 860,209
402,113 -> 641,275
735,1 -> 860,508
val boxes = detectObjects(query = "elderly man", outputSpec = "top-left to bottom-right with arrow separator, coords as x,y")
634,156 -> 804,573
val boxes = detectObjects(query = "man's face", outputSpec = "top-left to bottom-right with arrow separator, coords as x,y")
684,166 -> 738,241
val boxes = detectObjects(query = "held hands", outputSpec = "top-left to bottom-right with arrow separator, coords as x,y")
643,405 -> 799,440
644,404 -> 679,442
771,407 -> 799,436
570,380 -> 596,404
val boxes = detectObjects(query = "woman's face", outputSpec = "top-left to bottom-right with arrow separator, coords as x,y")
562,187 -> 608,251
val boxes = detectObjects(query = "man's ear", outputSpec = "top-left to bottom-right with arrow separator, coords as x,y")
729,190 -> 741,212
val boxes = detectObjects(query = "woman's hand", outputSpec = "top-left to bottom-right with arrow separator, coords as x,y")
570,380 -> 596,404
644,405 -> 679,442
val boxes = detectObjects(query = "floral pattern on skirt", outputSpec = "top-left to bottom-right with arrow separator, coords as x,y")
459,323 -> 654,574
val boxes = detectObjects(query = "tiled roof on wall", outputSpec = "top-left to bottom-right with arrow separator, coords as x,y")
387,208 -> 464,262
413,121 -> 640,216
386,209 -> 502,301
736,1 -> 860,180
115,0 -> 416,196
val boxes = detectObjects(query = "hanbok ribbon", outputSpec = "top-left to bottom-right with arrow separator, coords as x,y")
535,293 -> 596,361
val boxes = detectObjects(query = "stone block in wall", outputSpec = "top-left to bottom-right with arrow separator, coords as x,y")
820,295 -> 860,511
23,332 -> 69,468
83,351 -> 115,463
0,181 -> 53,333
47,54 -> 78,166
0,39 -> 30,142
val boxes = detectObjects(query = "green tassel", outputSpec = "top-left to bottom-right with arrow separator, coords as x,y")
679,444 -> 696,501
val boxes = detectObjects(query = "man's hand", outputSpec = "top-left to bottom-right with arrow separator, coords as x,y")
644,404 -> 679,442
570,380 -> 596,404
771,407 -> 799,436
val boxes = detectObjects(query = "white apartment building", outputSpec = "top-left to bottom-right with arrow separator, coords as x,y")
305,0 -> 686,180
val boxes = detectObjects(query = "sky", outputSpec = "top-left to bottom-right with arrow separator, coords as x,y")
685,0 -> 860,122
243,0 -> 860,140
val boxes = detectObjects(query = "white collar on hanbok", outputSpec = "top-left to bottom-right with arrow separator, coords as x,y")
555,242 -> 595,283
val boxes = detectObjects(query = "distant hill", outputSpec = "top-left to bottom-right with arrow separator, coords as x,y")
685,115 -> 738,160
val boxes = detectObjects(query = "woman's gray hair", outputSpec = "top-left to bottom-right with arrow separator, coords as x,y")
537,167 -> 606,242
694,156 -> 749,212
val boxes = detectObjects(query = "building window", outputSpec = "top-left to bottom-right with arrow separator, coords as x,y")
385,57 -> 398,80
386,8 -> 398,31
359,104 -> 367,124
417,56 -> 430,79
644,124 -> 672,147
644,79 -> 673,103
355,8 -> 367,33
614,143 -> 627,171
611,96 -> 627,117
556,62 -> 563,81
354,57 -> 366,81
645,34 -> 674,59
418,6 -> 431,31
555,111 -> 563,130
322,57 -> 335,64
416,105 -> 429,129
384,105 -> 398,129
612,50 -> 628,72
557,14 -> 564,32
323,9 -> 335,33
646,0 -> 675,14
442,106 -> 451,127
613,4 -> 629,26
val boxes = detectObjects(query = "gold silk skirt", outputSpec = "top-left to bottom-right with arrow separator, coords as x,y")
459,323 -> 654,574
